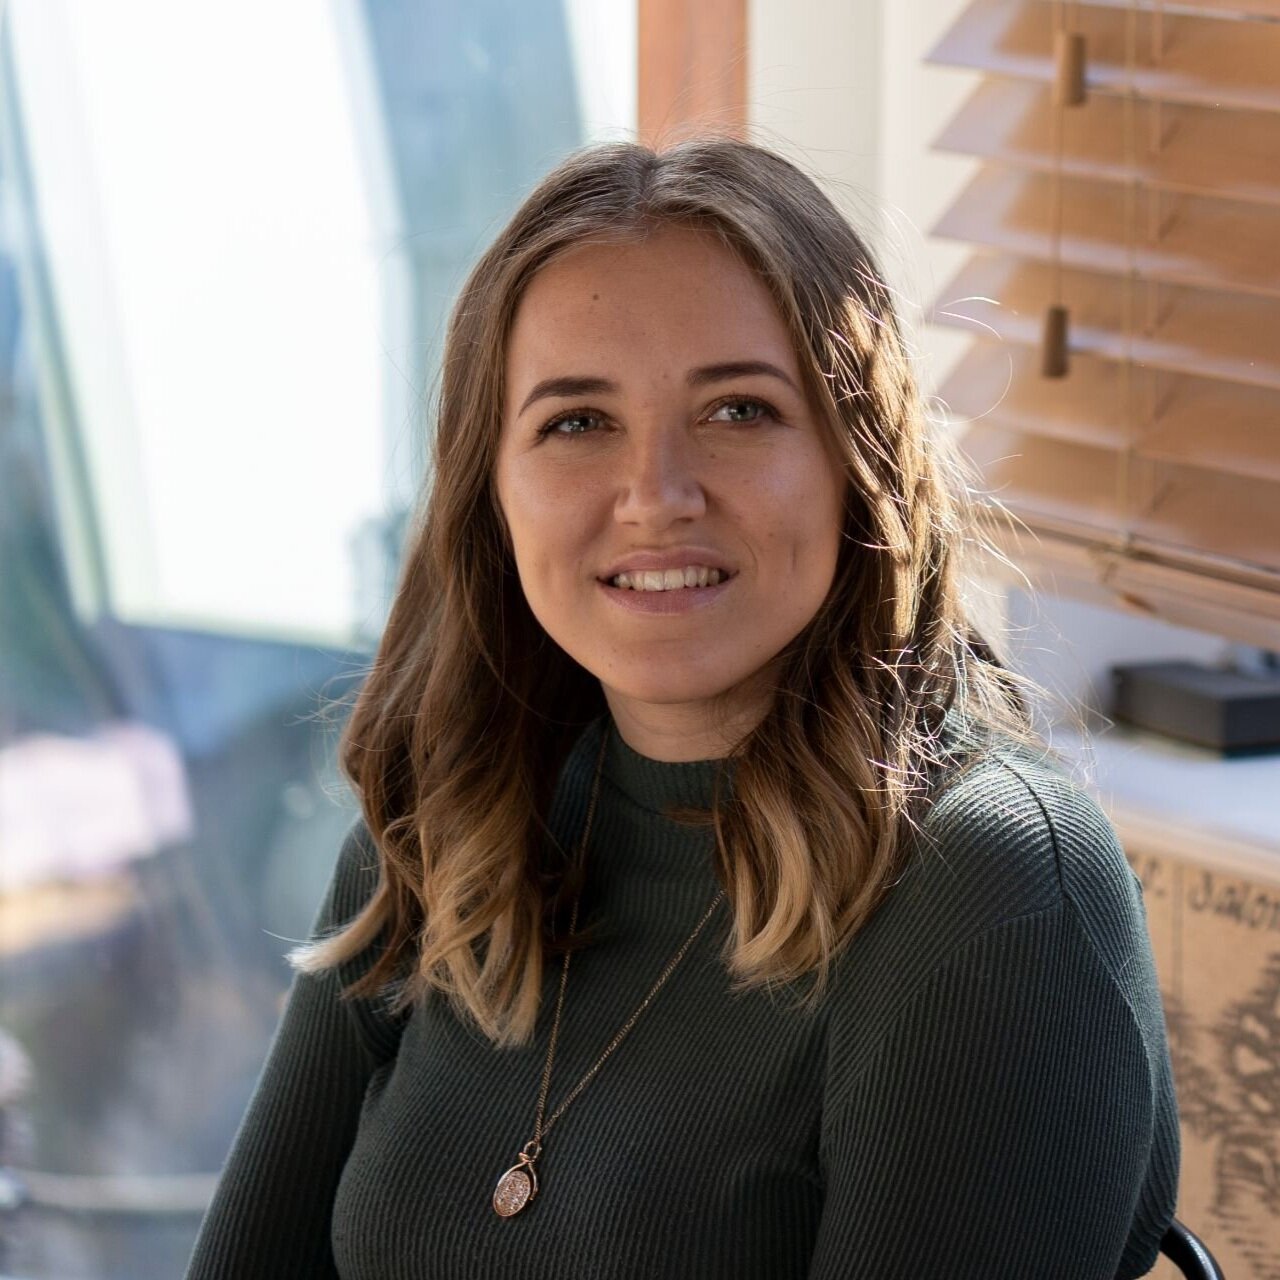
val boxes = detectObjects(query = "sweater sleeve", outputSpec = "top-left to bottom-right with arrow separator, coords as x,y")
807,900 -> 1161,1280
185,817 -> 401,1280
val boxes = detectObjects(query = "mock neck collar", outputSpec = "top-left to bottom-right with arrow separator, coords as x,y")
599,717 -> 735,815
568,702 -> 975,820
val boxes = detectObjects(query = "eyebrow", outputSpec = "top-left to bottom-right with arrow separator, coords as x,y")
516,360 -> 801,416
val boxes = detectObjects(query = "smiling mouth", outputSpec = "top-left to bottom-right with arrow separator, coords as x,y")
603,568 -> 736,591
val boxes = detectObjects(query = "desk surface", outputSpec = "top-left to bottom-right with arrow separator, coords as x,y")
1047,721 -> 1280,876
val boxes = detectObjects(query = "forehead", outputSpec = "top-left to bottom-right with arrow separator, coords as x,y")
505,225 -> 802,382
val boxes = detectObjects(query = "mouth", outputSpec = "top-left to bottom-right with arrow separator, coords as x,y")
599,566 -> 738,592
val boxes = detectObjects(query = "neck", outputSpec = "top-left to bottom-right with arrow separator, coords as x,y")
601,691 -> 757,757
603,671 -> 776,762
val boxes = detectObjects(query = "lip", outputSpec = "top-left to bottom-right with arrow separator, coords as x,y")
597,572 -> 736,616
597,548 -> 736,582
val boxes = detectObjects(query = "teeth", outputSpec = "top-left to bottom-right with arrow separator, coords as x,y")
610,566 -> 726,591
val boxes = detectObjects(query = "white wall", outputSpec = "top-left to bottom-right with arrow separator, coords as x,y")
747,0 -> 881,221
749,0 -> 976,400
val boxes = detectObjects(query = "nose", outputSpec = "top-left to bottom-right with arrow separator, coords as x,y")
613,425 -> 707,530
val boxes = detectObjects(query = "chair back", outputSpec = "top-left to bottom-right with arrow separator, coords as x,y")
1160,1219 -> 1225,1280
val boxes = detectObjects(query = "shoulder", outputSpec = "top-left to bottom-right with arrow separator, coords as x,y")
820,735 -> 1178,1198
312,813 -> 383,937
309,814 -> 409,1056
919,740 -> 1165,1029
824,733 -> 1153,1044
918,737 -> 1140,934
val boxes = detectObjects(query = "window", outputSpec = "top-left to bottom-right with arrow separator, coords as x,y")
0,3 -> 636,1274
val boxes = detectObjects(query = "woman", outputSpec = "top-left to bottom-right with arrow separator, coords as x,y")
186,138 -> 1179,1278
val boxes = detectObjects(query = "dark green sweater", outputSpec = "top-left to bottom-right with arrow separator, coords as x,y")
186,715 -> 1179,1278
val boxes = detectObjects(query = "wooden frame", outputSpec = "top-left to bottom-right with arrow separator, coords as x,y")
638,0 -> 748,147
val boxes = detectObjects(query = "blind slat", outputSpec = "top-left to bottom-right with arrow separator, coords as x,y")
928,1 -> 1280,114
963,424 -> 1280,574
942,343 -> 1280,482
935,79 -> 1280,205
974,529 -> 1280,652
933,256 -> 1280,390
934,167 -> 1280,298
1031,0 -> 1280,21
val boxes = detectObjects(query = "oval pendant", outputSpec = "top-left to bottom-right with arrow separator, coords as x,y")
493,1161 -> 538,1217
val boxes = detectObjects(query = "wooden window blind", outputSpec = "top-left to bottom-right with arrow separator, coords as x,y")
926,0 -> 1280,647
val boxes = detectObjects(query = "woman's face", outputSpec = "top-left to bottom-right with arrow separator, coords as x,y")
494,224 -> 847,760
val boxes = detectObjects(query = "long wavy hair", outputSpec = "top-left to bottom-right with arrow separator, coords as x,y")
291,137 -> 1047,1048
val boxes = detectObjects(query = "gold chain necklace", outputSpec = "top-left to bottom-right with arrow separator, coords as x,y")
492,721 -> 727,1217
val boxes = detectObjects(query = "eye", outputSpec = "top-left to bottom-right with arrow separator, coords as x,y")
705,396 -> 779,425
536,407 -> 606,439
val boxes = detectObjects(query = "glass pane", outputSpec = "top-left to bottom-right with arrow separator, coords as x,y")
0,2 -> 635,1275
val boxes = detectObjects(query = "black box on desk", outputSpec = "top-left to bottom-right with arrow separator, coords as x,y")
1110,660 -> 1280,754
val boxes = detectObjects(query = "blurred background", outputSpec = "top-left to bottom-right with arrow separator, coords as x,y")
0,1 -> 1276,1276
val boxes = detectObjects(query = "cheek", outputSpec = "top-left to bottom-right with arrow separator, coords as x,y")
750,452 -> 845,570
497,460 -> 597,589
498,461 -> 557,550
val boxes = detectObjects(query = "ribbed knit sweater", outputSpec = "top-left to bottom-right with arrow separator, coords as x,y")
186,714 -> 1179,1279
